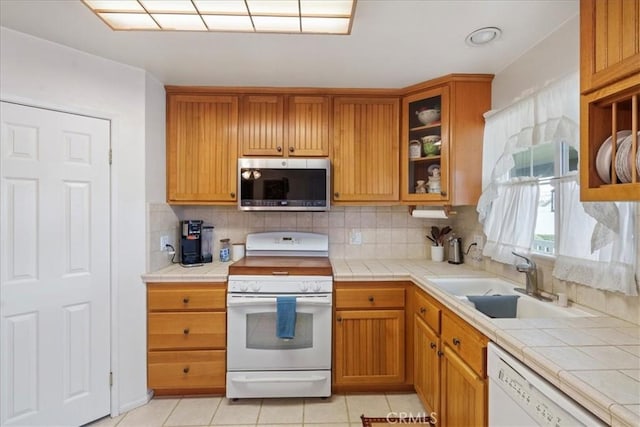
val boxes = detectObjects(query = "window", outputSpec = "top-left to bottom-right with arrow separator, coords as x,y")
509,142 -> 578,255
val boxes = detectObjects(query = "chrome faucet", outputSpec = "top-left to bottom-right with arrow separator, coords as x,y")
512,251 -> 539,296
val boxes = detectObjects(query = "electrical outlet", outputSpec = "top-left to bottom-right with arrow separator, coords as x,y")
160,235 -> 169,251
473,234 -> 484,250
350,229 -> 362,245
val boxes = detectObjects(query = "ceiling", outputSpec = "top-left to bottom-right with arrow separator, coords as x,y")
0,0 -> 579,88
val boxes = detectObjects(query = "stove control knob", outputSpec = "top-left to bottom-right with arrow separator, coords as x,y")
300,282 -> 310,292
312,281 -> 323,292
239,283 -> 249,292
250,281 -> 261,292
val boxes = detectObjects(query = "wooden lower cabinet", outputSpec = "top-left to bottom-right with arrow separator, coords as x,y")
334,309 -> 405,386
412,286 -> 487,426
147,283 -> 226,395
414,315 -> 440,415
333,282 -> 413,391
440,345 -> 486,427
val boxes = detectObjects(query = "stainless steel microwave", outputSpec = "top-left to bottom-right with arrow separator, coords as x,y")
238,158 -> 331,211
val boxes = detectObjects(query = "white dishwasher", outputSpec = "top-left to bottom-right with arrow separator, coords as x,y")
488,343 -> 605,426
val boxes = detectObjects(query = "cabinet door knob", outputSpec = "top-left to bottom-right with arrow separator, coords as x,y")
368,296 -> 375,302
452,337 -> 461,346
440,191 -> 447,197
277,146 -> 282,152
420,307 -> 426,314
183,328 -> 190,335
289,146 -> 295,153
336,316 -> 342,322
334,192 -> 340,198
430,342 -> 437,349
437,350 -> 444,357
230,192 -> 236,198
183,367 -> 190,374
183,297 -> 190,304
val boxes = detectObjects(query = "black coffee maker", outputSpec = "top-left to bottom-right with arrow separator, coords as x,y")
180,220 -> 203,265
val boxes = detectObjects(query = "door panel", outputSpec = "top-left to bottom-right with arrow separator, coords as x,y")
1,102 -> 111,426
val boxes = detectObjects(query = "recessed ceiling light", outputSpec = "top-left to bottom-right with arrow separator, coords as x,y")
465,27 -> 502,46
82,0 -> 357,35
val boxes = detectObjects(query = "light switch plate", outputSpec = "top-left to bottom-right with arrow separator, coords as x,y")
350,229 -> 362,245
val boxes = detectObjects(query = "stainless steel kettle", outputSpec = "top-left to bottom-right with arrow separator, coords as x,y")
448,237 -> 463,264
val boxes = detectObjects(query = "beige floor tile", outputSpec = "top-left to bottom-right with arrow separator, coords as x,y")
345,394 -> 391,423
619,345 -> 640,357
118,398 -> 179,427
303,395 -> 349,423
385,393 -> 426,415
86,413 -> 125,427
211,398 -> 262,425
304,424 -> 352,427
165,397 -> 221,426
258,398 -> 304,424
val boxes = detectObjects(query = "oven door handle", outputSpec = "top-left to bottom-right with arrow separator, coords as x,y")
227,296 -> 332,306
230,375 -> 327,384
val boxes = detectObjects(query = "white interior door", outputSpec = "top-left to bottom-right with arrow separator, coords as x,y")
0,102 -> 111,426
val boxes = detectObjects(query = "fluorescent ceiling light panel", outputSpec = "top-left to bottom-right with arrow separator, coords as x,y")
98,12 -> 159,30
302,17 -> 350,34
300,1 -> 354,16
153,14 -> 206,31
253,16 -> 300,32
139,0 -> 197,13
84,0 -> 144,12
246,0 -> 299,16
202,15 -> 254,32
83,0 -> 356,34
193,0 -> 249,14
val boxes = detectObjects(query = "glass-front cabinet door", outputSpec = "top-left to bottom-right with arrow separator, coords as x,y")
401,86 -> 450,203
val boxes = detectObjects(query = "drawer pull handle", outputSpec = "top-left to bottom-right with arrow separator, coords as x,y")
183,367 -> 190,374
277,146 -> 282,152
453,337 -> 461,346
183,297 -> 190,304
183,328 -> 190,335
430,342 -> 437,349
420,307 -> 426,314
289,146 -> 295,153
368,296 -> 375,303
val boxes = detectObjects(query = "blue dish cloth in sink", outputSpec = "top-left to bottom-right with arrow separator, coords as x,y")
276,296 -> 297,339
467,295 -> 520,318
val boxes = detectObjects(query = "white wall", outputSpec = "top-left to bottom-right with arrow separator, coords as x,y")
0,27 -> 152,414
492,14 -> 579,109
145,74 -> 166,203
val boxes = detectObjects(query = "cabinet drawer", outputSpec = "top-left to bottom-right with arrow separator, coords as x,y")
414,289 -> 441,334
442,311 -> 487,377
148,284 -> 226,311
148,350 -> 225,389
336,288 -> 405,309
148,312 -> 226,350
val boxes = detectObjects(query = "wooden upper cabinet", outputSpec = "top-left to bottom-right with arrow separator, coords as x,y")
332,97 -> 400,203
579,0 -> 640,201
166,94 -> 238,204
401,75 -> 492,206
241,95 -> 285,156
580,0 -> 640,93
286,95 -> 330,156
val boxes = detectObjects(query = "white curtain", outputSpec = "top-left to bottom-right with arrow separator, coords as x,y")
481,178 -> 539,264
553,177 -> 638,296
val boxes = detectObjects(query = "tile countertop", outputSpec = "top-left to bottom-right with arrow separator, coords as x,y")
141,258 -> 640,426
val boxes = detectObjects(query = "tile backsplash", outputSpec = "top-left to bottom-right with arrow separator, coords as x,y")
146,203 -> 454,271
147,202 -> 639,324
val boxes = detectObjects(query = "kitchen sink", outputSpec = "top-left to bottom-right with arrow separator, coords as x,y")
428,277 -> 594,318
